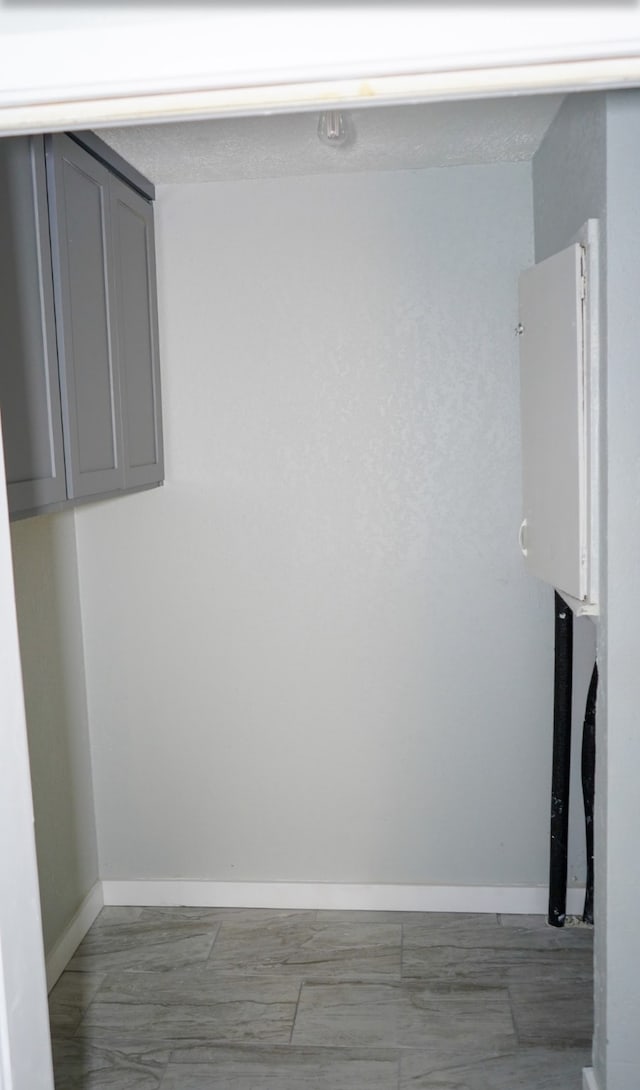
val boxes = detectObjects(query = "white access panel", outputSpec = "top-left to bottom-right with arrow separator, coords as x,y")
519,241 -> 589,604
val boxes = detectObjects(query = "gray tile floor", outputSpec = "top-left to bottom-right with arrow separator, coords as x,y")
49,907 -> 593,1089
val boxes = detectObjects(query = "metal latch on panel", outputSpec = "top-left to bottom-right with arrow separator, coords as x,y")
518,518 -> 528,557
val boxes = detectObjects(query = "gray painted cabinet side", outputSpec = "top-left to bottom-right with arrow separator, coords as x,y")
0,136 -> 67,515
46,133 -> 125,499
110,175 -> 164,489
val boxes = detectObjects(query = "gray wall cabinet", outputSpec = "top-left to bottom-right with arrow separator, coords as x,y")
46,133 -> 164,502
110,172 -> 164,490
0,137 -> 67,514
0,132 -> 163,518
47,134 -> 125,499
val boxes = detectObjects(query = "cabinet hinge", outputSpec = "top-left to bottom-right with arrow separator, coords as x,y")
580,246 -> 587,301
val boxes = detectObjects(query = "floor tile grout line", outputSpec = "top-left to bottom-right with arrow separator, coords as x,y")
203,921 -> 222,965
156,1053 -> 172,1090
66,979 -> 105,1040
288,978 -> 304,1045
506,981 -> 524,1045
153,1044 -> 174,1090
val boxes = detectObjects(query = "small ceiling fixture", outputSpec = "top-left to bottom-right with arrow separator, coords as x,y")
317,110 -> 350,148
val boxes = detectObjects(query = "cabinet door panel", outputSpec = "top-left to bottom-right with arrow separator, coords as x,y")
519,243 -> 587,601
110,175 -> 164,487
46,134 -> 124,498
0,136 -> 67,514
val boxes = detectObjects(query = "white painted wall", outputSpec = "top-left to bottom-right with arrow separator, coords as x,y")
10,512 -> 98,955
0,429 -> 54,1090
74,160 -> 568,891
598,89 -> 640,1090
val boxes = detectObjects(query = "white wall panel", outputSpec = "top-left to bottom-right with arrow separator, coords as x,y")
75,161 -> 562,888
0,433 -> 53,1090
597,89 -> 640,1090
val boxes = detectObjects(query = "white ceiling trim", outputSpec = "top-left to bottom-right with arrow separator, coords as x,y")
1,54 -> 640,138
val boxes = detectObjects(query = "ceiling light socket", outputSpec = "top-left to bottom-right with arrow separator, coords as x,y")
317,110 -> 350,148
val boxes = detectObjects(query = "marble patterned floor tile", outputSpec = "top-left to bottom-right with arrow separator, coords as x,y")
495,918 -> 593,950
314,911 -> 491,925
401,916 -> 514,941
76,971 -> 300,1044
500,913 -> 594,934
399,1046 -> 590,1089
402,942 -> 592,987
499,914 -> 555,929
67,919 -> 219,973
140,907 -> 315,925
49,908 -> 594,1090
137,907 -> 237,925
402,916 -> 592,986
48,971 -> 106,1036
94,907 -> 145,926
403,917 -> 592,952
509,976 -> 594,1046
505,955 -> 593,987
51,1038 -> 169,1090
160,1045 -> 399,1088
207,918 -> 402,980
292,981 -> 516,1053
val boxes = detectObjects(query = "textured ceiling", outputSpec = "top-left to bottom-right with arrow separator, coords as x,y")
99,95 -> 563,185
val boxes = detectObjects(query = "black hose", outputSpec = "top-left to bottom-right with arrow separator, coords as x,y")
582,662 -> 597,925
548,592 -> 573,927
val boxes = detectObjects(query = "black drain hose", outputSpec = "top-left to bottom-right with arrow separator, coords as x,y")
548,592 -> 573,927
582,662 -> 597,925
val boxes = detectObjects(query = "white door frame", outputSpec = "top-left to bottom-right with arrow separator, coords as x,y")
0,10 -> 640,133
1,14 -> 639,1090
0,418 -> 54,1090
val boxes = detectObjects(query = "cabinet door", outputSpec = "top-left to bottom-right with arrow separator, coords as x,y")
110,174 -> 164,489
0,136 -> 67,515
519,243 -> 587,601
46,134 -> 124,499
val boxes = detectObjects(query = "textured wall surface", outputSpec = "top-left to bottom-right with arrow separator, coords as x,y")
75,162 -> 560,887
10,512 -> 99,953
533,93 -> 606,266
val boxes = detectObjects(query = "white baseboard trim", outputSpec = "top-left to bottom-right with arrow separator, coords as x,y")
583,1068 -> 599,1090
101,880 -> 587,916
45,881 -> 104,992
